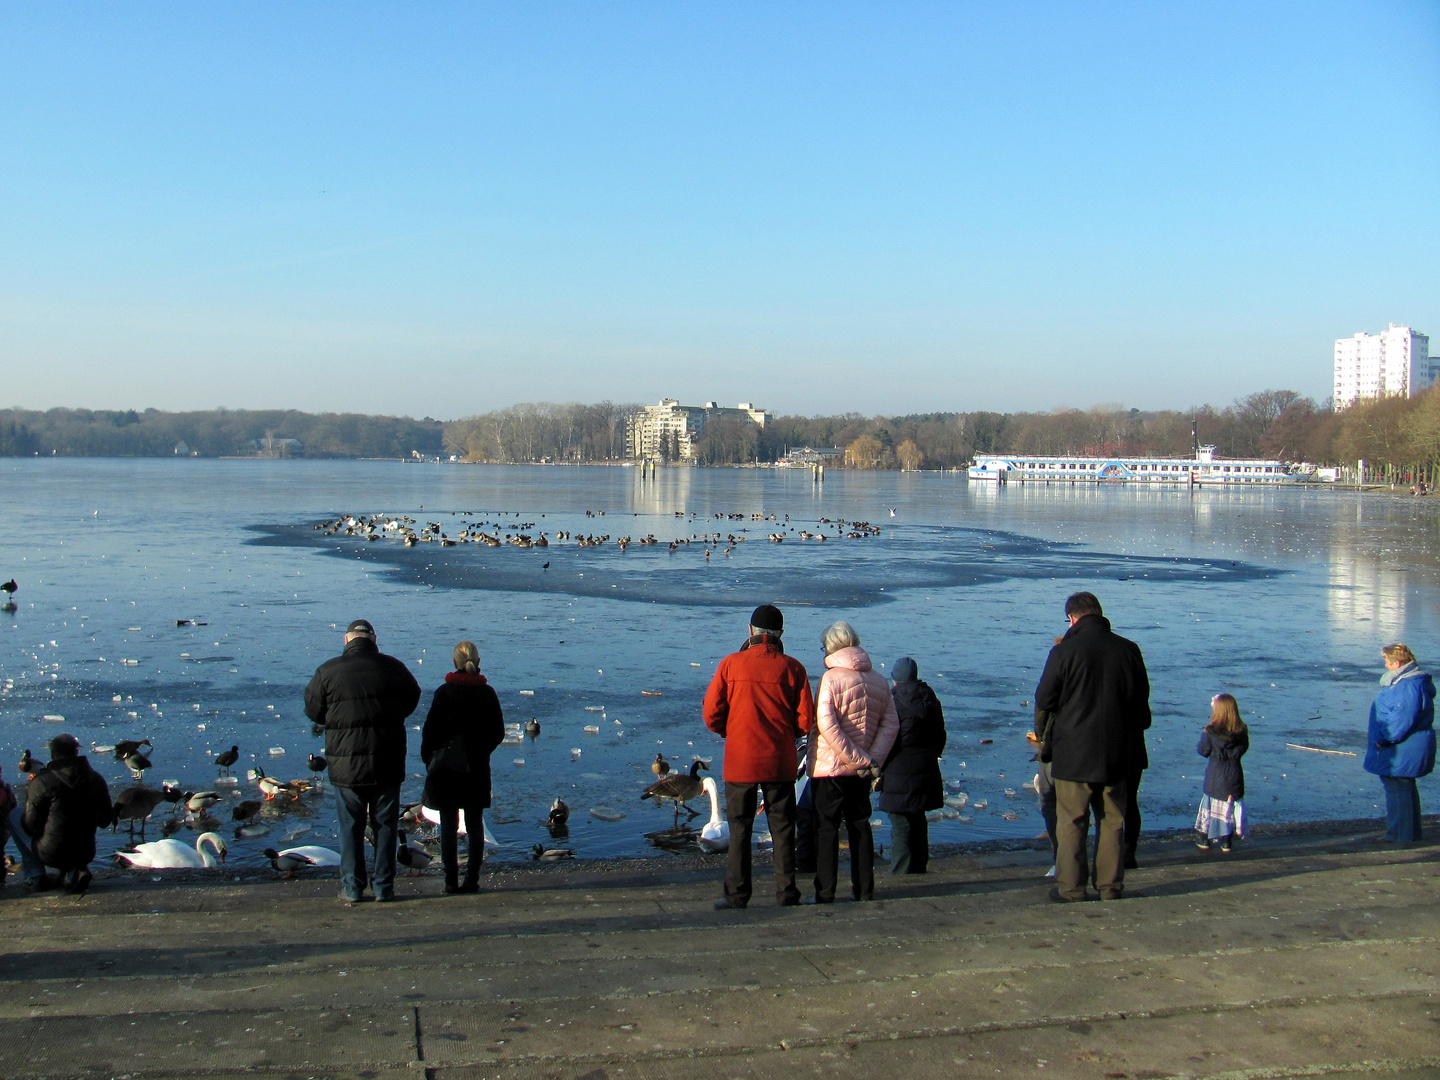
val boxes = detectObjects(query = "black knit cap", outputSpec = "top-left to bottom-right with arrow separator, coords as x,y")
749,604 -> 783,633
346,619 -> 375,636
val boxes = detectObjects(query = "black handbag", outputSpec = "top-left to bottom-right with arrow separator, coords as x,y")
428,737 -> 470,775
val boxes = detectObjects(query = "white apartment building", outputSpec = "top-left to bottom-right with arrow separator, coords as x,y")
1334,324 -> 1432,408
626,399 -> 768,460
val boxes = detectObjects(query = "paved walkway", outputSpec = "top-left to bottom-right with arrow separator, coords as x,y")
1,823 -> 1436,1080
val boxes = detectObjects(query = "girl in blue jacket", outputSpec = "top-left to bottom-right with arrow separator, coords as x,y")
1364,643 -> 1436,843
1195,693 -> 1248,853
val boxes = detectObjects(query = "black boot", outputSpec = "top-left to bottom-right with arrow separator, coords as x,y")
442,864 -> 460,895
458,853 -> 481,893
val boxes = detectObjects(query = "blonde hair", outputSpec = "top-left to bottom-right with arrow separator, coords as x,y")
821,620 -> 859,655
1382,643 -> 1416,666
1207,693 -> 1247,737
452,640 -> 480,675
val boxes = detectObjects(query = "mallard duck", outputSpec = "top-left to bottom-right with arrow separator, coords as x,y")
122,750 -> 152,780
547,798 -> 570,826
183,791 -> 221,815
641,759 -> 708,825
532,844 -> 574,861
396,830 -> 433,875
651,753 -> 670,778
231,799 -> 262,822
524,718 -> 540,739
17,749 -> 35,775
261,845 -> 341,877
255,767 -> 303,801
113,739 -> 153,761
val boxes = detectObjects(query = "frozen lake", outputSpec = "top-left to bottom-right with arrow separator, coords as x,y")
2,458 -> 1435,866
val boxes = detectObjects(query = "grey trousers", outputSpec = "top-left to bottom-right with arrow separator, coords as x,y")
1054,779 -> 1127,900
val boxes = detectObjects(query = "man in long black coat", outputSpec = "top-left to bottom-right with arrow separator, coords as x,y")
1035,592 -> 1151,902
305,619 -> 421,904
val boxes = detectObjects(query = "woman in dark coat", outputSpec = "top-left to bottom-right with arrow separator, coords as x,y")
879,656 -> 947,874
421,641 -> 505,893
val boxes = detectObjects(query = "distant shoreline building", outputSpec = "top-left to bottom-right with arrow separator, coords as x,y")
1333,324 -> 1433,409
626,399 -> 767,461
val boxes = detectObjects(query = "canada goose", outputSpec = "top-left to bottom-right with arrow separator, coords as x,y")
651,753 -> 670,778
641,760 -> 709,825
214,746 -> 239,775
698,777 -> 729,853
116,832 -> 227,868
261,845 -> 341,877
111,786 -> 169,837
1,579 -> 16,596
396,830 -> 433,875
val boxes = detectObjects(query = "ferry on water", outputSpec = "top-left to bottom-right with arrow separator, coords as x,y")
967,445 -> 1303,485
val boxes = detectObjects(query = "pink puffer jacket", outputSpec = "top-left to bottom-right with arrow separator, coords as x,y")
812,646 -> 899,778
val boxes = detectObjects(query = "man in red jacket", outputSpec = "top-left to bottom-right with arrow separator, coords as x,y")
704,604 -> 816,909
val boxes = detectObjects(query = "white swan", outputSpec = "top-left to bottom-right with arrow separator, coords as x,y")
420,805 -> 500,848
698,776 -> 729,853
117,831 -> 228,868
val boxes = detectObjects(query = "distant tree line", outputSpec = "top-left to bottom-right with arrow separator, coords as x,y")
0,408 -> 444,458
9,390 -> 1440,477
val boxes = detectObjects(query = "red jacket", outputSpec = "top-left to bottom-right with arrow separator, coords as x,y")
703,635 -> 816,783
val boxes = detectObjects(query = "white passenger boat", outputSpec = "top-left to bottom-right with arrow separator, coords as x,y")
967,445 -> 1302,485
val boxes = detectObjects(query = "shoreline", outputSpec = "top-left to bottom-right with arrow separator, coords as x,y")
65,812 -> 1431,889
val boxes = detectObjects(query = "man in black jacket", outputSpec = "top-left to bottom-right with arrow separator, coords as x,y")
22,733 -> 113,894
305,619 -> 421,904
1035,592 -> 1151,902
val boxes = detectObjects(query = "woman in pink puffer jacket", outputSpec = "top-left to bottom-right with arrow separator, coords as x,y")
809,621 -> 899,903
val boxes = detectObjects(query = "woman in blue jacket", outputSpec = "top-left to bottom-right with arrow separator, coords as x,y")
1364,643 -> 1436,843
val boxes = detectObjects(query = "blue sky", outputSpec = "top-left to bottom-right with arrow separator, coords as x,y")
2,3 -> 1436,417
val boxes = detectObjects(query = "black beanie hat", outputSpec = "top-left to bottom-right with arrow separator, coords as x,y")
749,604 -> 783,633
891,656 -> 918,683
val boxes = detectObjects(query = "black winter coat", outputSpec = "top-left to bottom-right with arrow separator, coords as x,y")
1034,614 -> 1151,784
1197,728 -> 1248,799
879,680 -> 947,814
22,756 -> 113,869
420,671 -> 506,809
304,638 -> 421,788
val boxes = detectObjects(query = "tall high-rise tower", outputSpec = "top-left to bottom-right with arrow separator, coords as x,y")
1334,324 -> 1432,409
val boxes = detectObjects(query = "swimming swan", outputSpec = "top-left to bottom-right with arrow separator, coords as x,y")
698,776 -> 729,853
117,831 -> 228,868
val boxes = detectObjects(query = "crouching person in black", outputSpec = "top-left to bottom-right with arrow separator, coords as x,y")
22,734 -> 113,894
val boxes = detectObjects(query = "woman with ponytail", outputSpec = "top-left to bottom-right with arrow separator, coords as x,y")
421,641 -> 505,893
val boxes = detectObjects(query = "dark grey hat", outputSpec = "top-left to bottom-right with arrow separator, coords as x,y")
891,656 -> 918,683
48,733 -> 80,758
346,619 -> 375,636
749,604 -> 783,633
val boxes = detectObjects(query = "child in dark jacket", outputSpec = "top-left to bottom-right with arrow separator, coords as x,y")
1195,693 -> 1248,853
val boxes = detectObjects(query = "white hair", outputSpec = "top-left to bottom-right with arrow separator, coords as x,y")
821,620 -> 859,655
